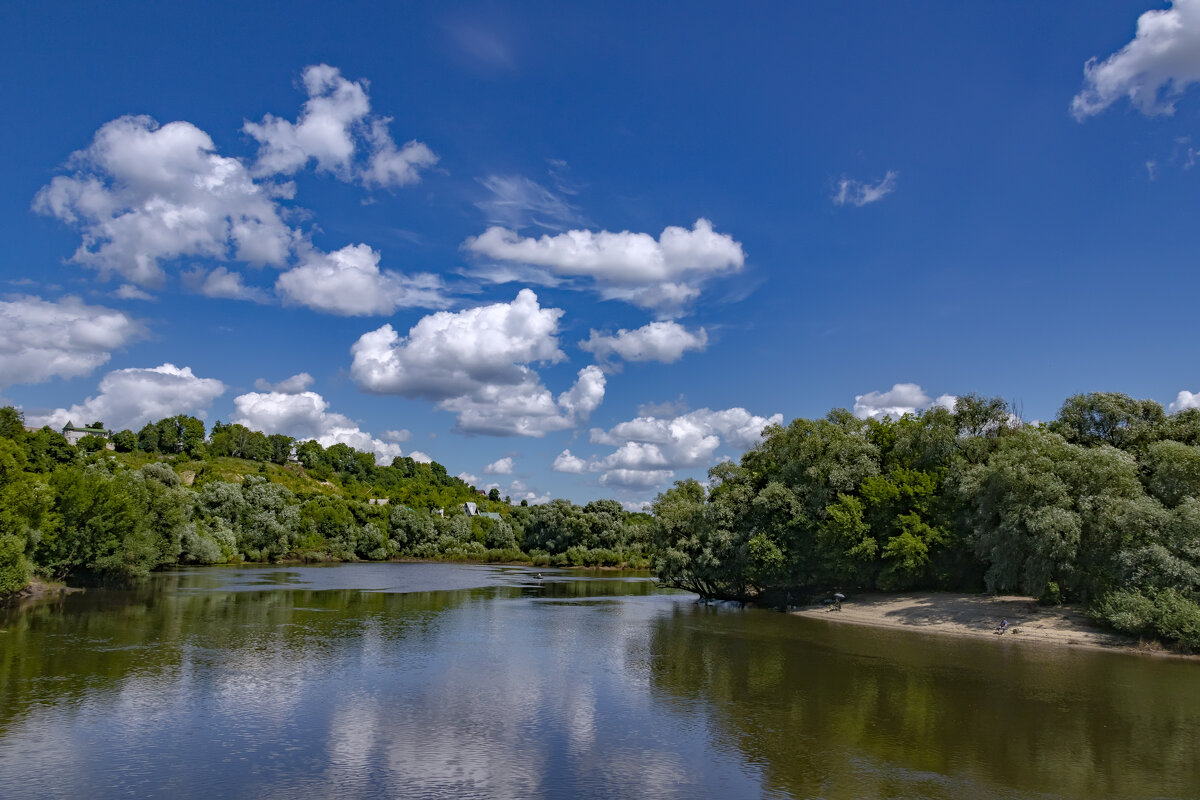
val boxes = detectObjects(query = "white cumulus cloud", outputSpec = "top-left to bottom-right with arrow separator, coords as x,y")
575,406 -> 782,493
351,288 -> 563,397
579,321 -> 707,369
276,243 -> 450,316
552,449 -> 588,474
245,64 -> 437,188
464,218 -> 744,316
484,456 -> 514,474
254,372 -> 314,393
183,266 -> 272,303
832,171 -> 898,207
1073,0 -> 1200,119
29,363 -> 225,431
362,120 -> 439,189
35,66 -> 437,308
506,479 -> 550,505
437,365 -> 605,437
599,469 -> 676,490
232,388 -> 406,464
852,383 -> 957,419
113,284 -> 153,301
33,115 -> 295,287
0,295 -> 146,389
349,290 -> 604,435
1169,390 -> 1200,412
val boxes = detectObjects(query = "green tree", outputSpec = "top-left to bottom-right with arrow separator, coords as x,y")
652,479 -> 743,599
41,465 -> 172,583
25,428 -> 74,472
1143,440 -> 1200,508
0,406 -> 27,441
110,429 -> 137,452
1052,392 -> 1165,451
0,438 -> 52,595
268,433 -> 295,465
957,427 -> 1146,601
137,422 -> 161,453
77,434 -> 108,453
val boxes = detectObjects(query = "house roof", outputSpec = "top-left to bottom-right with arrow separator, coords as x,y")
62,425 -> 109,435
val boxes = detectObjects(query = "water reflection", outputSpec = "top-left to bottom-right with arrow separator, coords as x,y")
1,564 -> 1198,799
644,605 -> 1200,799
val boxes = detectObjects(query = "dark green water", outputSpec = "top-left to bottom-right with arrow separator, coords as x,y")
1,563 -> 1197,799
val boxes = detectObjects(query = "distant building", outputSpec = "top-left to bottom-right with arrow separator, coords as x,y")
462,502 -> 478,516
480,511 -> 502,521
368,498 -> 390,506
61,421 -> 112,446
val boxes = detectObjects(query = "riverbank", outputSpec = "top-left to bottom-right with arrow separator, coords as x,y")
0,577 -> 79,610
792,592 -> 1188,657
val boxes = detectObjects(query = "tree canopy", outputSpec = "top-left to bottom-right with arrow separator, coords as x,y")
652,393 -> 1200,649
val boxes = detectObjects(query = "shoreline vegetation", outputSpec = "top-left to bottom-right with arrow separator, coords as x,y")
0,406 -> 652,603
5,390 -> 1200,655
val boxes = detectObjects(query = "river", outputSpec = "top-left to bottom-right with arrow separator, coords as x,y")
1,563 -> 1197,799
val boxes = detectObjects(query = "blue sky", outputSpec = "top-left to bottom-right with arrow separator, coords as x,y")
2,1 -> 1199,507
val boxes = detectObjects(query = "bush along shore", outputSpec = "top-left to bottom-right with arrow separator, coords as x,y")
0,407 -> 651,600
652,392 -> 1200,652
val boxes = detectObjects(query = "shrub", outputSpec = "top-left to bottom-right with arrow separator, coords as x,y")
1154,589 -> 1200,650
1093,587 -> 1200,651
0,533 -> 29,595
1093,589 -> 1157,636
1040,581 -> 1063,606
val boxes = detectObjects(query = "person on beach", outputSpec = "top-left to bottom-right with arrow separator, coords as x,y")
997,618 -> 1008,634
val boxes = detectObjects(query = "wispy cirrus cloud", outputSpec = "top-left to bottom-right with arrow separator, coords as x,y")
474,173 -> 587,231
832,170 -> 898,207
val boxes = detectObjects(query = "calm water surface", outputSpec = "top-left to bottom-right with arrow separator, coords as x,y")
1,563 -> 1198,799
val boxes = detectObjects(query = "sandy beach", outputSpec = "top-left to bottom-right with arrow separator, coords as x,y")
791,592 -> 1169,655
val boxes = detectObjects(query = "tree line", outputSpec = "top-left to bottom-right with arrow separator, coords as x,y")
0,408 -> 650,597
652,392 -> 1200,649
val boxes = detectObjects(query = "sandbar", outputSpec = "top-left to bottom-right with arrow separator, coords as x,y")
791,592 -> 1178,656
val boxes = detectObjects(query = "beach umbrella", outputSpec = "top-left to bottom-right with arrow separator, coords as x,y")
833,592 -> 845,600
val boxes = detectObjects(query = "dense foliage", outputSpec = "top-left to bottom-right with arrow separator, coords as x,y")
652,393 -> 1200,649
0,408 -> 649,597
